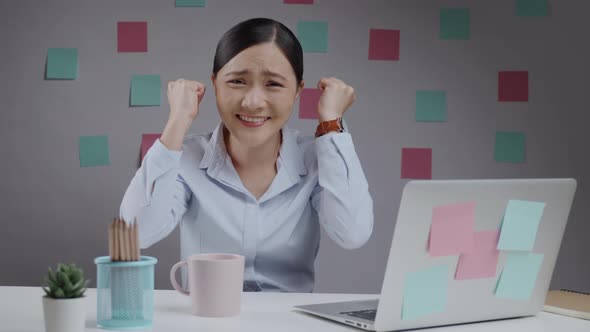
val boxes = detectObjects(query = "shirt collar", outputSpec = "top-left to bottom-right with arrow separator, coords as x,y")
198,122 -> 307,178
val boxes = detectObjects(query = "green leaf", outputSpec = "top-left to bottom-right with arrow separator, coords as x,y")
54,288 -> 65,298
46,268 -> 57,286
56,271 -> 67,287
42,287 -> 52,297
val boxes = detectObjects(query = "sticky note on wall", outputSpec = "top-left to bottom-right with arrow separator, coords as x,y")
299,88 -> 321,119
516,0 -> 548,17
141,134 -> 162,161
440,8 -> 470,40
416,90 -> 447,122
497,199 -> 545,251
494,131 -> 526,163
429,202 -> 475,257
498,71 -> 529,102
368,29 -> 400,61
130,75 -> 161,106
46,48 -> 78,80
297,21 -> 328,53
401,148 -> 432,179
79,135 -> 110,167
402,265 -> 449,320
176,0 -> 206,6
455,230 -> 500,280
495,252 -> 544,300
118,22 -> 148,52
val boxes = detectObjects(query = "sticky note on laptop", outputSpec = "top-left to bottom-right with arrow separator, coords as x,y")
495,252 -> 544,300
497,200 -> 545,251
429,202 -> 475,256
402,265 -> 449,320
455,230 -> 500,280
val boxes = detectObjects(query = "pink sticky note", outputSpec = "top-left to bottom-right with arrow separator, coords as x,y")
299,88 -> 321,119
369,29 -> 400,61
118,22 -> 148,52
401,148 -> 432,179
429,202 -> 476,257
498,71 -> 528,102
141,133 -> 161,161
284,0 -> 314,3
455,230 -> 500,280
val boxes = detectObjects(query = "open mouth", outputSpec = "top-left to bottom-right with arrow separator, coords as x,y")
236,114 -> 271,127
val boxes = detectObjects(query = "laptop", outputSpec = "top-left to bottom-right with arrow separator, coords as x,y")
294,179 -> 577,331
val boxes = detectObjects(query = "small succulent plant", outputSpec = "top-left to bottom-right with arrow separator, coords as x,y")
43,263 -> 90,299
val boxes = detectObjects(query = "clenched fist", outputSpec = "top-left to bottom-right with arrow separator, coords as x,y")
161,79 -> 206,151
167,79 -> 206,121
316,77 -> 356,122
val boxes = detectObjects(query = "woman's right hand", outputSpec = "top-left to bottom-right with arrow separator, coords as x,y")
161,79 -> 206,151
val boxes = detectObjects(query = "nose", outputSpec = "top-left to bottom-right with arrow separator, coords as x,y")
241,86 -> 266,111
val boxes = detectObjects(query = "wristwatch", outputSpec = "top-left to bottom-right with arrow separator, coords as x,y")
315,117 -> 344,137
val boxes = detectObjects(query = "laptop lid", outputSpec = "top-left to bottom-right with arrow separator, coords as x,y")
374,178 -> 577,331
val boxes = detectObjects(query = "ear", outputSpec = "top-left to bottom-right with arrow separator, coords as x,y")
295,80 -> 305,98
210,73 -> 216,86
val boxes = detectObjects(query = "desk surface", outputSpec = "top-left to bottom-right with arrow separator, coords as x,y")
1,286 -> 589,332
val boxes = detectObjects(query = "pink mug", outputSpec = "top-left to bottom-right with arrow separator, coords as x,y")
170,253 -> 245,317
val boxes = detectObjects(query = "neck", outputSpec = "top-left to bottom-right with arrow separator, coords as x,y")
224,128 -> 282,171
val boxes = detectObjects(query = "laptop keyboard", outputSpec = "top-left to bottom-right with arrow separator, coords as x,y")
340,309 -> 377,321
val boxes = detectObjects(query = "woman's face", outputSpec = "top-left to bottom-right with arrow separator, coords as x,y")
212,42 -> 303,148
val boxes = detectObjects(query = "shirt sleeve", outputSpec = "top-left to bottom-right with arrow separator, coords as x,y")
310,132 -> 374,250
119,139 -> 191,248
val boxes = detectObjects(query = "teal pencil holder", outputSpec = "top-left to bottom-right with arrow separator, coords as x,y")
94,256 -> 158,330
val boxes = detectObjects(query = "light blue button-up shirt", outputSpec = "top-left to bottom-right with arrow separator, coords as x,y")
120,122 -> 373,292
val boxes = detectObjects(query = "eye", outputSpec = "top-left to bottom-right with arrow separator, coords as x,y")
267,81 -> 284,87
228,79 -> 245,85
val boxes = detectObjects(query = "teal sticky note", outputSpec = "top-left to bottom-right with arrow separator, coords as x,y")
175,0 -> 206,7
402,265 -> 448,320
495,252 -> 544,300
46,48 -> 78,80
297,21 -> 328,53
516,0 -> 548,17
440,8 -> 470,40
494,131 -> 525,163
79,135 -> 110,167
416,91 -> 447,122
497,200 -> 545,251
131,75 -> 161,106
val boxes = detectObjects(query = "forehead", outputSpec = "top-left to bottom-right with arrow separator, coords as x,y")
220,43 -> 295,79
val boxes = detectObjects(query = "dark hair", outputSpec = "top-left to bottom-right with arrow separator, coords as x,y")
212,18 -> 303,85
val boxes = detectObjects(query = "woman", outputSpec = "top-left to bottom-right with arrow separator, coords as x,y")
120,17 -> 373,292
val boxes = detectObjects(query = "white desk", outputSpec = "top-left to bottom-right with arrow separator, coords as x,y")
1,286 -> 588,332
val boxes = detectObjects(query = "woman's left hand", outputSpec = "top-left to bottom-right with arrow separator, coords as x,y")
316,77 -> 356,121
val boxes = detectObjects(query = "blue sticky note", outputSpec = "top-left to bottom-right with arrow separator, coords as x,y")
440,8 -> 470,40
46,48 -> 78,80
175,0 -> 206,7
416,91 -> 447,122
497,200 -> 545,251
79,135 -> 110,167
495,131 -> 526,163
495,252 -> 544,300
402,265 -> 448,320
297,21 -> 328,53
130,75 -> 161,106
516,0 -> 548,17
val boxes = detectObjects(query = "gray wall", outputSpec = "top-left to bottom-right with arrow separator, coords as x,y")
1,0 -> 588,294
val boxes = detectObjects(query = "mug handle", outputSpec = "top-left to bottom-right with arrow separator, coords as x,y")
170,261 -> 189,295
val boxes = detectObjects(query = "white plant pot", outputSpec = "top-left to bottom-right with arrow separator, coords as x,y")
42,296 -> 87,332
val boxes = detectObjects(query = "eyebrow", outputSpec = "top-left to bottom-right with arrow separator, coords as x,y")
223,69 -> 288,81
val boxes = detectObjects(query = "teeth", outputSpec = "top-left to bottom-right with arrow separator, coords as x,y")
238,115 -> 267,123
